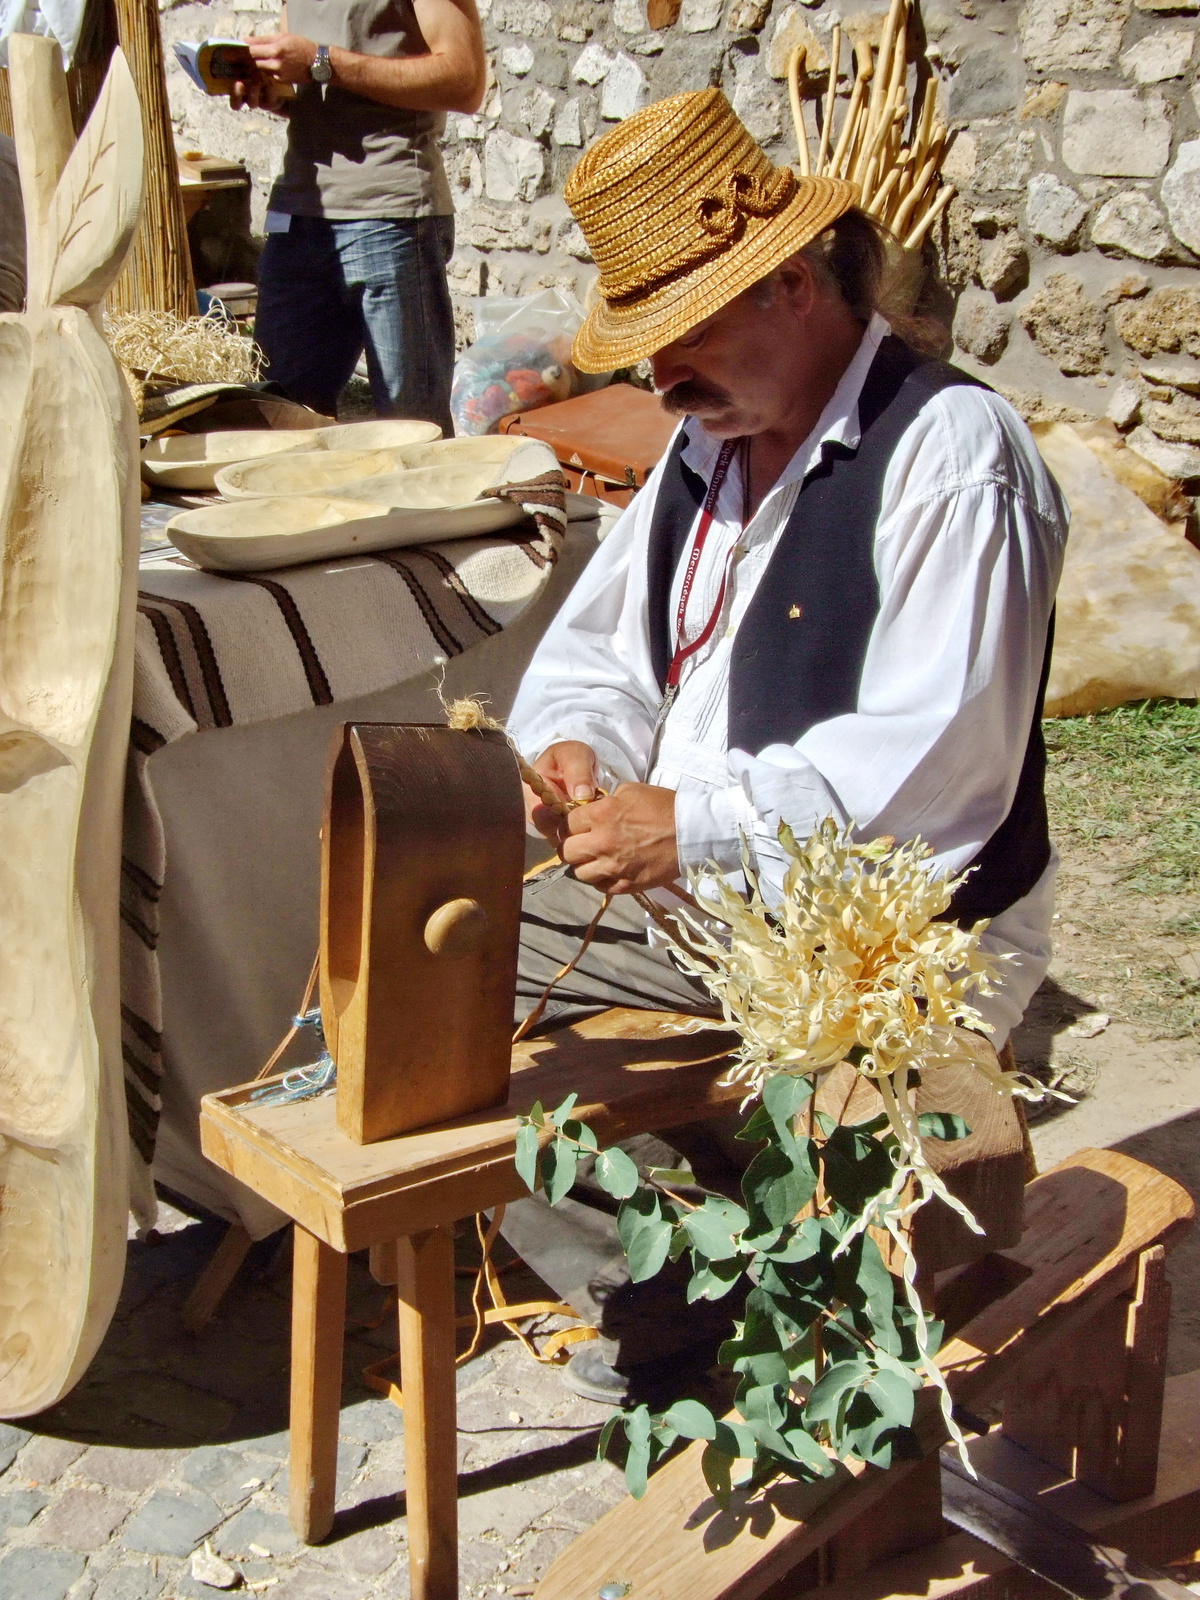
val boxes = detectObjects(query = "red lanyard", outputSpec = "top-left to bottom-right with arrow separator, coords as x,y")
665,435 -> 748,692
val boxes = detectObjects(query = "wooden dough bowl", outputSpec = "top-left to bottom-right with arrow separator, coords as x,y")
140,417 -> 442,492
212,433 -> 530,500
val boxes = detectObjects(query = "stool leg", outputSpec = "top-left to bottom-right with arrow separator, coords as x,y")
397,1227 -> 458,1600
289,1224 -> 347,1543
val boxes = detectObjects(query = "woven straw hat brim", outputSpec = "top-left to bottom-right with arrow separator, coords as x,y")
572,174 -> 859,374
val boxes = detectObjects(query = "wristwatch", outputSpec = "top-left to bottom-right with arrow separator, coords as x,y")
311,44 -> 333,85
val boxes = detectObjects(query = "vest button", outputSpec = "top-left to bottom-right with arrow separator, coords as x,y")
788,604 -> 802,620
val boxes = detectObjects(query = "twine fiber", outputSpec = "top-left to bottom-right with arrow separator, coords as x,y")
566,89 -> 858,373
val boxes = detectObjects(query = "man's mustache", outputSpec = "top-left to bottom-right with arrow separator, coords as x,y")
658,377 -> 733,415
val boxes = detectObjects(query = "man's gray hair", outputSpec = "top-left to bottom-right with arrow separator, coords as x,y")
751,207 -> 886,323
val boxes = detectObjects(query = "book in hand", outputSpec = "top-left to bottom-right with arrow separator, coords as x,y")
173,39 -> 259,94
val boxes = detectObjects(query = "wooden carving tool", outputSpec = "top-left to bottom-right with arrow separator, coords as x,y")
320,722 -> 525,1145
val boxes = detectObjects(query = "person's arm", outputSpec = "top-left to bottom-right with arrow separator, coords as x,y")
245,0 -> 486,113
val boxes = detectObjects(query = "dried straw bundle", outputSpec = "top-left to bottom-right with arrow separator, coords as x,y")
105,308 -> 264,388
787,0 -> 953,251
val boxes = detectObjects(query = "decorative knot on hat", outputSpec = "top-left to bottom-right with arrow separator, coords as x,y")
563,88 -> 859,373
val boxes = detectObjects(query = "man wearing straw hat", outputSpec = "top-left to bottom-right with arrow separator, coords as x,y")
502,88 -> 1068,1403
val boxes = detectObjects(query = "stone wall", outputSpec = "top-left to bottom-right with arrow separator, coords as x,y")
162,0 -> 1200,470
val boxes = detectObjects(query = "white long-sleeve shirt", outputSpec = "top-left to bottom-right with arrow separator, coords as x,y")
509,316 -> 1070,1042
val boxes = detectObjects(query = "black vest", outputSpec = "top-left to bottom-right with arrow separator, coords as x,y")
646,335 -> 1053,928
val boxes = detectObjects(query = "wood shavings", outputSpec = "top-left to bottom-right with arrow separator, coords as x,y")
104,307 -> 264,387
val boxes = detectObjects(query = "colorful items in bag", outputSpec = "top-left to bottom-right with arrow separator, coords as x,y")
454,335 -> 574,433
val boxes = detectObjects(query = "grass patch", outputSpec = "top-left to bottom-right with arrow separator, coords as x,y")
1044,699 -> 1200,897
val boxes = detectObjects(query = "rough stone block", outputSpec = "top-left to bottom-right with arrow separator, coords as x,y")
1019,271 -> 1109,374
18,1438 -> 86,1486
312,1524 -> 403,1580
649,34 -> 725,95
0,1486 -> 48,1528
601,52 -> 649,118
1106,378 -> 1144,429
1026,173 -> 1088,246
492,0 -> 553,35
1143,393 -> 1200,441
0,1422 -> 32,1476
501,42 -> 534,73
93,1565 -> 164,1600
337,1400 -> 404,1445
31,1486 -> 128,1551
268,1570 -> 372,1600
948,48 -> 1022,120
552,96 -> 584,145
974,129 -> 1038,192
458,1480 -> 559,1542
941,130 -> 977,183
180,1446 -> 263,1507
462,202 -> 531,251
1093,190 -> 1172,259
559,220 -> 594,259
1116,285 -> 1200,355
0,1547 -> 87,1600
213,1504 -> 299,1559
126,1376 -> 237,1441
1020,0 -> 1134,73
1162,140 -> 1200,254
1120,28 -> 1195,79
485,129 -> 545,201
78,1448 -> 177,1495
766,6 -> 829,78
571,42 -> 612,82
732,68 -> 782,142
1129,422 -> 1200,476
1061,90 -> 1171,177
121,1489 -> 224,1558
615,0 -> 649,28
1021,79 -> 1068,119
519,83 -> 558,137
953,290 -> 1012,362
680,0 -> 724,29
277,1442 -> 367,1503
979,232 -> 1029,296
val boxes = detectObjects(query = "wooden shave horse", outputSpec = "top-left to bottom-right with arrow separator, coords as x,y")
199,724 -> 1197,1600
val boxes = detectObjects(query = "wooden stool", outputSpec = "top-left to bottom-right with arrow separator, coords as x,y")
199,1008 -> 1032,1600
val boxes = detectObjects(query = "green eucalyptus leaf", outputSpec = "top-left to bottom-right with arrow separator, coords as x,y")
803,1359 -> 870,1429
526,1100 -> 545,1127
617,1190 -> 674,1283
540,1138 -> 579,1206
687,1257 -> 745,1303
738,1381 -> 788,1432
597,1412 -> 623,1461
712,1418 -> 759,1460
662,1399 -> 718,1440
761,1073 -> 815,1145
820,1125 -> 896,1215
742,1142 -> 818,1232
735,1104 -> 775,1142
625,1434 -> 651,1499
683,1198 -> 747,1262
702,1442 -> 733,1507
647,1167 -> 696,1186
917,1111 -> 972,1142
514,1122 -> 540,1194
862,1366 -> 916,1429
595,1146 -> 640,1199
549,1092 -> 578,1126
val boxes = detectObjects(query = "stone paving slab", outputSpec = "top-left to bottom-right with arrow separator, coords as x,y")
0,1206 -> 630,1599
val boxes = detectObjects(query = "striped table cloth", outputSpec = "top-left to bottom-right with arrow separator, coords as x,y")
121,482 -> 566,1204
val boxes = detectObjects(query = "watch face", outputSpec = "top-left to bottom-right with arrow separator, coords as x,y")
312,46 -> 332,80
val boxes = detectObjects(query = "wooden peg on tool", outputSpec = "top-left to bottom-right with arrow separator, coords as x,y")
320,722 -> 525,1145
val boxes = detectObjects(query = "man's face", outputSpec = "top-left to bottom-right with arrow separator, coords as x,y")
650,268 -> 814,438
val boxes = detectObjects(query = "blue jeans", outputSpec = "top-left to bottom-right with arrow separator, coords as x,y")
254,214 -> 456,434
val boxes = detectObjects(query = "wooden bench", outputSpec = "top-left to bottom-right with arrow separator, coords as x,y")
199,1008 -> 1030,1600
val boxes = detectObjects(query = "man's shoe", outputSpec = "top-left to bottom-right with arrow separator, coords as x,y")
563,1342 -> 630,1403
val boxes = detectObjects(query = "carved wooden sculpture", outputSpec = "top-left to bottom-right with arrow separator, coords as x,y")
320,723 -> 525,1144
0,35 -> 143,1415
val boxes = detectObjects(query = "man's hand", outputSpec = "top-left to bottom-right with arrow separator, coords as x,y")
524,740 -> 597,843
228,74 -> 293,111
562,784 -> 679,896
246,32 -> 319,83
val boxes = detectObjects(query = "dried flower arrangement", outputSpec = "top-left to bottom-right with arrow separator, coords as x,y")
514,819 -> 1042,1502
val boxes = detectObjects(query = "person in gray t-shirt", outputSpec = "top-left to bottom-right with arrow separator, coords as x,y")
228,0 -> 484,431
0,135 -> 27,314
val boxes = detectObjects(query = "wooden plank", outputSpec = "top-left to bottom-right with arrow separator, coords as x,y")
288,1227 -> 346,1544
825,1455 -> 946,1582
533,1150 -> 1193,1600
181,1223 -> 253,1335
1002,1246 -> 1170,1503
940,1449 -> 1196,1600
321,724 -> 525,1144
200,1009 -> 744,1248
939,1151 -> 1193,1412
812,1369 -> 1200,1600
397,1227 -> 458,1600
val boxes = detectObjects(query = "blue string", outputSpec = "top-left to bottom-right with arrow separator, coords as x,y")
249,1007 -> 337,1107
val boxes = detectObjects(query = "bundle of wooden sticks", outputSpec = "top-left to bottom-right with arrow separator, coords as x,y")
787,0 -> 954,252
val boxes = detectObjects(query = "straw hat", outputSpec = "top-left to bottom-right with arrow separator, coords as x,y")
566,89 -> 858,373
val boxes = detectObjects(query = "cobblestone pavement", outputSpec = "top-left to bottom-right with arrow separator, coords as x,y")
0,1204 -> 633,1600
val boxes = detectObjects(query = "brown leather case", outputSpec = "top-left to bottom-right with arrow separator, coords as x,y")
497,383 -> 676,506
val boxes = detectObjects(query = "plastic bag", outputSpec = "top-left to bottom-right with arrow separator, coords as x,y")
451,287 -> 609,436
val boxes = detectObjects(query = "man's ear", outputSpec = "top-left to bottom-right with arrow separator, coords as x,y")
776,255 -> 821,321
